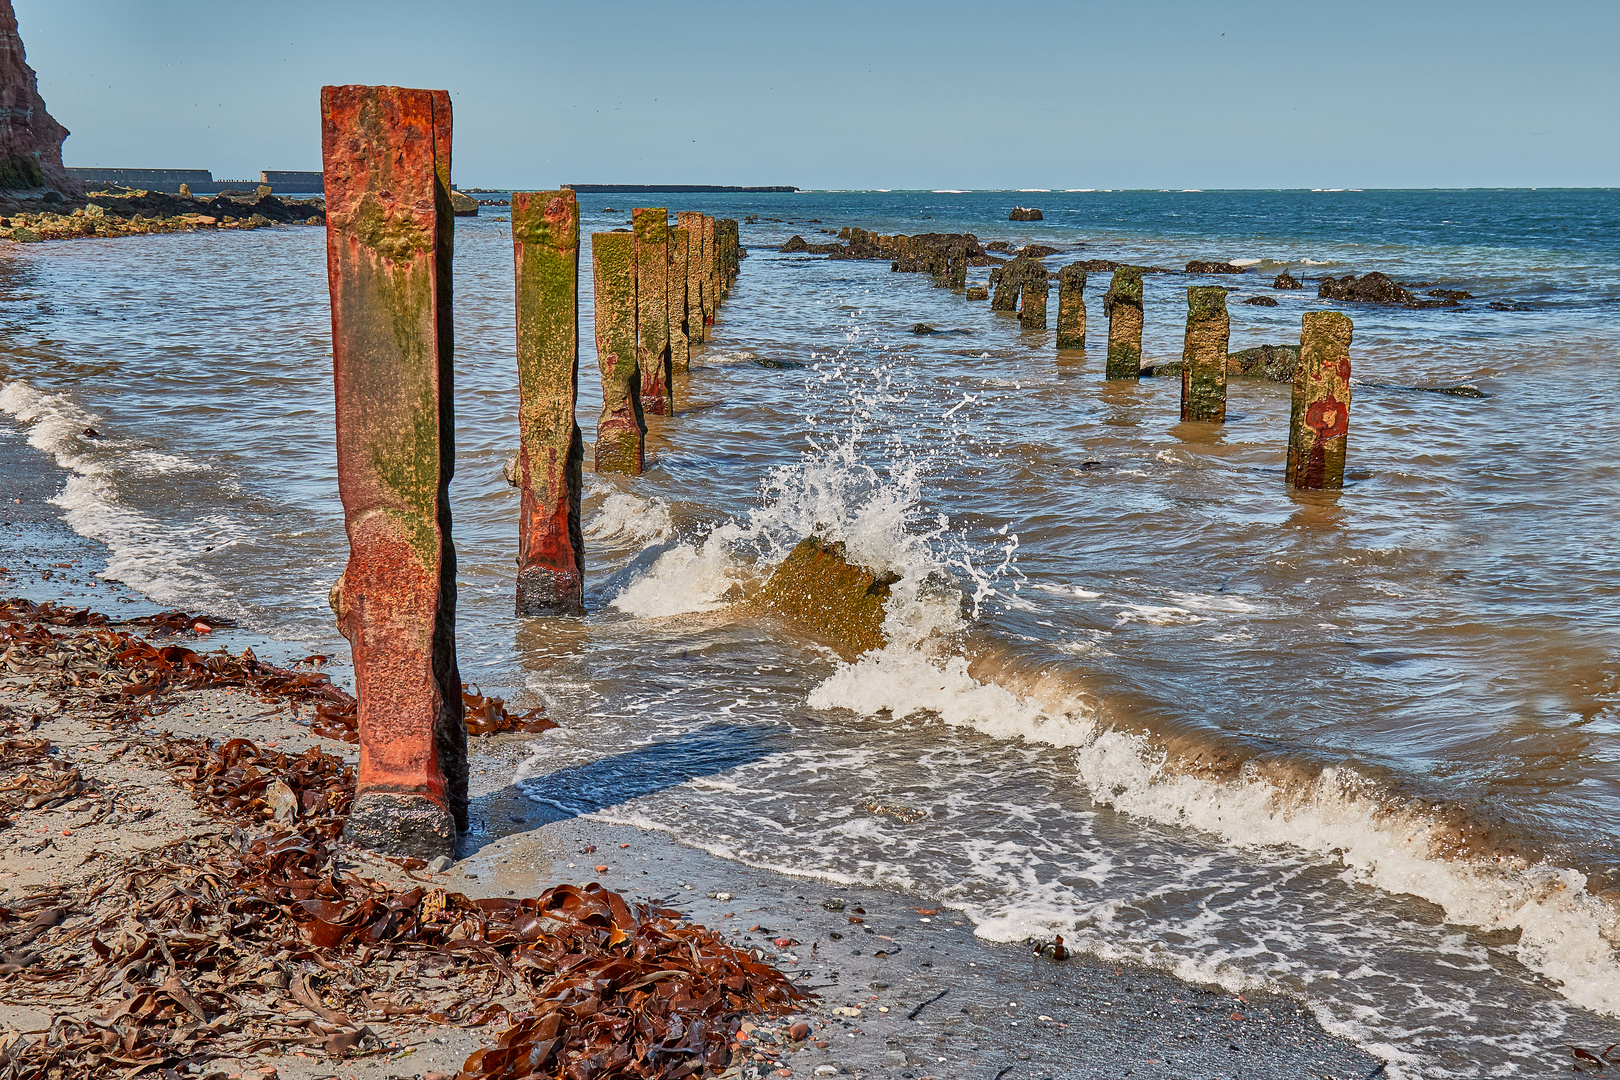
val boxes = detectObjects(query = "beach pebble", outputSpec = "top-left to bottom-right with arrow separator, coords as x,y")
427,855 -> 453,872
884,1050 -> 907,1065
789,1020 -> 810,1041
716,892 -> 733,901
594,864 -> 609,873
832,1006 -> 862,1017
814,1068 -> 841,1077
821,897 -> 845,911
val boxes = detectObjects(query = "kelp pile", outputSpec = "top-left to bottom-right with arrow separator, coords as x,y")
0,600 -> 807,1078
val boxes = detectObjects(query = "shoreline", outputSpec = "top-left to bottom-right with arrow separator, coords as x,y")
0,418 -> 1389,1079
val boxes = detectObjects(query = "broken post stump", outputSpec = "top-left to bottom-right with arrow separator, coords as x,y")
512,189 -> 584,616
1181,286 -> 1230,422
1104,267 -> 1144,379
592,231 -> 645,474
948,249 -> 967,289
1057,264 -> 1087,348
321,83 -> 466,859
1020,270 -> 1050,330
633,207 -> 673,415
1288,311 -> 1354,489
677,210 -> 705,344
670,225 -> 691,373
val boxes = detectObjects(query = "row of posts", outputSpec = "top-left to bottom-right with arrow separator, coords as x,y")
319,84 -> 739,857
1003,262 -> 1353,493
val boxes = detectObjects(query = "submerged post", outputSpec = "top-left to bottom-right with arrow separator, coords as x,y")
633,208 -> 672,415
1181,286 -> 1229,422
512,190 -> 584,616
678,211 -> 705,344
592,231 -> 645,474
1103,267 -> 1144,379
1020,268 -> 1050,330
1056,264 -> 1087,348
670,225 -> 691,373
1288,311 -> 1354,489
321,84 -> 465,859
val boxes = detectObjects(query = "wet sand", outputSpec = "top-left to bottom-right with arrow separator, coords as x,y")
1,417 -> 1385,1078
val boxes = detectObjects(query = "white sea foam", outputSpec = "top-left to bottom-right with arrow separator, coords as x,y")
585,490 -> 673,547
609,543 -> 741,618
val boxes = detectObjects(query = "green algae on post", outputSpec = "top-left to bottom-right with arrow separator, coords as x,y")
1020,268 -> 1050,331
678,211 -> 706,344
670,225 -> 692,373
1104,267 -> 1144,379
591,231 -> 645,475
512,190 -> 585,616
1181,285 -> 1230,422
633,207 -> 673,415
320,83 -> 465,859
1057,264 -> 1087,348
1288,311 -> 1354,489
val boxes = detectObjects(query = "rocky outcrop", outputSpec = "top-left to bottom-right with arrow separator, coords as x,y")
1073,258 -> 1175,274
1185,260 -> 1247,275
1227,344 -> 1300,381
450,190 -> 479,216
1009,207 -> 1043,221
781,234 -> 842,254
1318,271 -> 1458,308
1019,244 -> 1058,258
756,537 -> 895,658
1243,295 -> 1278,306
0,0 -> 77,197
1273,272 -> 1302,289
0,188 -> 324,242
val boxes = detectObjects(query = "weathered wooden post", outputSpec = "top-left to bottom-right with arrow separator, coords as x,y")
1057,264 -> 1087,348
701,215 -> 718,327
592,231 -> 645,474
670,225 -> 691,373
677,210 -> 705,343
1181,286 -> 1229,422
1020,268 -> 1050,330
512,190 -> 584,616
321,84 -> 465,858
1287,311 -> 1354,489
633,207 -> 673,415
1103,267 -> 1144,379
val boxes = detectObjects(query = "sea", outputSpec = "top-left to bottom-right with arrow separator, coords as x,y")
2,188 -> 1618,1077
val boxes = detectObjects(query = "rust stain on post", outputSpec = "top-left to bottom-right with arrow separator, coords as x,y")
592,231 -> 645,474
678,211 -> 706,344
1288,311 -> 1354,490
633,208 -> 672,415
1057,264 -> 1087,348
1104,267 -> 1144,379
1181,286 -> 1229,422
670,226 -> 691,373
512,190 -> 584,615
321,84 -> 465,859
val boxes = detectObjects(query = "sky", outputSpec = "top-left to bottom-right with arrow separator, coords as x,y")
16,0 -> 1619,190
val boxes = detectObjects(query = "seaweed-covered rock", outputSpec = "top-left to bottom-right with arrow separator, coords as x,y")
1428,287 -> 1473,300
1243,295 -> 1279,306
1186,260 -> 1247,275
756,537 -> 896,658
965,285 -> 989,301
1227,344 -> 1301,381
1274,272 -> 1302,289
1318,271 -> 1458,308
1020,244 -> 1058,258
450,189 -> 479,216
1009,207 -> 1043,221
984,240 -> 1015,253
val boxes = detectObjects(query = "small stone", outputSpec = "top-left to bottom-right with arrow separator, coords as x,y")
965,285 -> 989,301
822,897 -> 846,911
716,892 -> 733,902
884,1050 -> 907,1065
427,855 -> 453,872
1243,295 -> 1279,306
814,1067 -> 841,1077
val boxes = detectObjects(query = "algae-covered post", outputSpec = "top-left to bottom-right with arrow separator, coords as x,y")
592,231 -> 645,474
320,84 -> 466,859
512,190 -> 585,616
948,249 -> 967,289
1103,267 -> 1144,379
701,215 -> 718,327
1288,311 -> 1354,490
1020,269 -> 1050,331
633,207 -> 673,415
677,210 -> 705,344
1057,264 -> 1087,348
670,225 -> 691,373
1181,286 -> 1230,422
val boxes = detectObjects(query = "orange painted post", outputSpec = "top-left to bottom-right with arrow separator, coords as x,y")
512,190 -> 584,615
633,207 -> 673,414
678,210 -> 706,344
592,231 -> 644,474
321,84 -> 465,858
670,225 -> 691,373
1287,311 -> 1354,489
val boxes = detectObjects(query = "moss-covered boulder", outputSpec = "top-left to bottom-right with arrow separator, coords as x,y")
756,537 -> 897,659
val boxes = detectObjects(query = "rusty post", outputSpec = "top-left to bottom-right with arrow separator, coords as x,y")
677,210 -> 705,344
1057,264 -> 1087,348
321,84 -> 465,859
701,215 -> 718,327
1288,311 -> 1354,489
512,190 -> 584,616
1019,269 -> 1050,330
592,231 -> 644,474
633,208 -> 672,415
1181,286 -> 1230,422
1103,267 -> 1144,379
670,226 -> 691,373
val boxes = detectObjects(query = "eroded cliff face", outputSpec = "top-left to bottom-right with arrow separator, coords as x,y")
0,0 -> 76,194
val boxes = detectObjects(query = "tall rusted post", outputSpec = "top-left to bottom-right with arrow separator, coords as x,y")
633,208 -> 672,415
321,84 -> 465,859
1288,311 -> 1353,489
1019,269 -> 1050,330
512,190 -> 584,616
1181,286 -> 1229,422
1104,267 -> 1144,379
677,210 -> 705,344
1057,264 -> 1087,348
700,215 -> 718,327
670,226 -> 691,373
592,231 -> 644,474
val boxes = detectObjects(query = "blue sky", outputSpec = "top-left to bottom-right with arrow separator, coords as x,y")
17,0 -> 1618,189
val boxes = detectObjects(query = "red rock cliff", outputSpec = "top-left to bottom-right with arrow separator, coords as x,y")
0,0 -> 75,194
